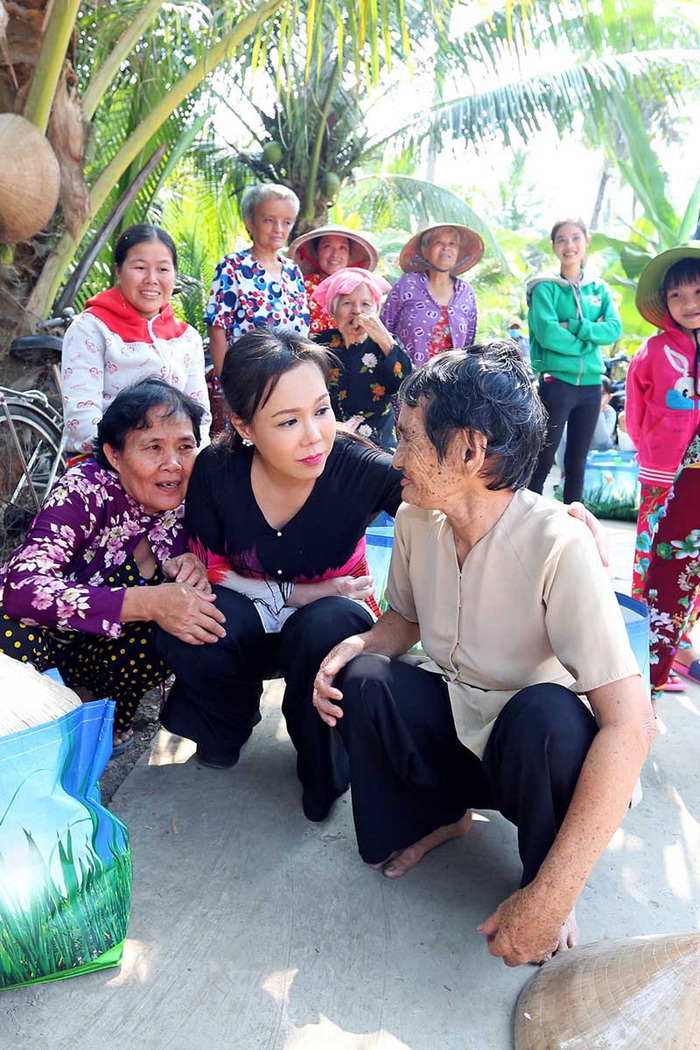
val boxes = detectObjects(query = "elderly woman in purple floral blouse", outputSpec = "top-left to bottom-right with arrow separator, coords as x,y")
381,223 -> 484,367
0,379 -> 225,754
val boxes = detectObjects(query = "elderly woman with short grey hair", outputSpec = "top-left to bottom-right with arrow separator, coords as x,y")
313,342 -> 655,968
205,183 -> 309,376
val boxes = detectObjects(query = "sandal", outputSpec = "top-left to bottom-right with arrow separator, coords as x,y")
111,730 -> 135,757
661,670 -> 686,692
672,659 -> 700,686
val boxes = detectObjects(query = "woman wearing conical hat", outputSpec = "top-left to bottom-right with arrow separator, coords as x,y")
381,223 -> 483,367
288,224 -> 379,335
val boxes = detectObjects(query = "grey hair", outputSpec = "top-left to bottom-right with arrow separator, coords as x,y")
419,225 -> 460,253
399,342 -> 546,491
240,183 -> 300,226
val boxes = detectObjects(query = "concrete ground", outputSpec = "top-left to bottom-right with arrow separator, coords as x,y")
2,517 -> 699,1049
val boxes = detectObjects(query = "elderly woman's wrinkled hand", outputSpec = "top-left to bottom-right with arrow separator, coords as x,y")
152,582 -> 226,645
477,884 -> 571,967
354,311 -> 393,352
163,553 -> 212,593
312,635 -> 366,726
566,501 -> 609,567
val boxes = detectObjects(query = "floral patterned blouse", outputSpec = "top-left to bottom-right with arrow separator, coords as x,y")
427,305 -> 454,357
0,461 -> 186,638
314,330 -> 412,451
305,272 -> 336,334
204,247 -> 309,344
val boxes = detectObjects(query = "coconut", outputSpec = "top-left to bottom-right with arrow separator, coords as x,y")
0,113 -> 61,243
261,140 -> 283,167
319,171 -> 341,200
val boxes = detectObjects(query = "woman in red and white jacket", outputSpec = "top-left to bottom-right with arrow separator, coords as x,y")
626,246 -> 700,686
62,224 -> 211,455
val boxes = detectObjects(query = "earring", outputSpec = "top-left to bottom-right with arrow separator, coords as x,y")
242,438 -> 254,447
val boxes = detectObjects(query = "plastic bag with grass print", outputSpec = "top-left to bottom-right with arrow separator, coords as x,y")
556,449 -> 641,521
0,698 -> 132,990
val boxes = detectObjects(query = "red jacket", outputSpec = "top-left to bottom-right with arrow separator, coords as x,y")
625,313 -> 700,484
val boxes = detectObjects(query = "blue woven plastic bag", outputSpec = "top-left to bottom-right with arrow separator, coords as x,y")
366,525 -> 394,612
557,449 -> 641,521
0,698 -> 132,990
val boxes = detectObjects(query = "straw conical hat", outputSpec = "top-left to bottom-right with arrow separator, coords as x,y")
399,222 -> 484,275
288,224 -> 378,276
0,654 -> 80,737
635,244 -> 700,328
0,113 -> 61,243
514,932 -> 700,1049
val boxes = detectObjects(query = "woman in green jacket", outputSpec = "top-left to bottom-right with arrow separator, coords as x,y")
527,218 -> 622,503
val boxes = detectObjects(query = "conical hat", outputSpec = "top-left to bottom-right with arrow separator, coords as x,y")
399,222 -> 484,275
0,113 -> 61,243
514,932 -> 700,1049
0,654 -> 80,737
635,244 -> 700,328
287,224 -> 378,276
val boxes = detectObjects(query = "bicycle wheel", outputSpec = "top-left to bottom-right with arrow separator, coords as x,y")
0,402 -> 66,563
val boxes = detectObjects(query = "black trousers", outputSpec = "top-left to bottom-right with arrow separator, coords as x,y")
335,655 -> 598,886
529,376 -> 602,504
155,588 -> 373,797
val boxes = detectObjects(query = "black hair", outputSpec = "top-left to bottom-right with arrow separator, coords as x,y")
114,224 -> 178,270
399,341 -> 546,491
601,375 -> 612,395
662,257 -> 700,302
94,378 -> 204,468
550,217 -> 588,242
219,329 -> 333,449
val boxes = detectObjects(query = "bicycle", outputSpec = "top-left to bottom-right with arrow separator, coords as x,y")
0,326 -> 68,564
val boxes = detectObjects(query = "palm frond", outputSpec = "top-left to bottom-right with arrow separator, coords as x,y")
341,175 -> 509,272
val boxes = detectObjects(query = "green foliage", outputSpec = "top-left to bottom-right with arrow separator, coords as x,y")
156,165 -> 247,330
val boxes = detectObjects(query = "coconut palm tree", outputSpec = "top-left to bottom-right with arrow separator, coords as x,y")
205,0 -> 698,266
1,0 -> 456,332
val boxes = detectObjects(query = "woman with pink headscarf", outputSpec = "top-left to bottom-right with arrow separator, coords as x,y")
312,268 -> 412,451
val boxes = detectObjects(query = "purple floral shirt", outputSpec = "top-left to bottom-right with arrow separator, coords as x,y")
0,460 -> 186,637
380,271 -> 477,367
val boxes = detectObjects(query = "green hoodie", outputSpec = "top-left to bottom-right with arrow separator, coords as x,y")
526,273 -> 622,385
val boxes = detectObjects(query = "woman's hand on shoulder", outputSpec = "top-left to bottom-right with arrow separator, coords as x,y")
163,553 -> 212,593
566,501 -> 609,567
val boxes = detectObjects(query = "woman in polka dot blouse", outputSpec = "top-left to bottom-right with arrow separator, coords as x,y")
0,380 -> 223,754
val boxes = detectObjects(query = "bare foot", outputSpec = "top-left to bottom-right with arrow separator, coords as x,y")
113,727 -> 134,749
377,810 -> 474,879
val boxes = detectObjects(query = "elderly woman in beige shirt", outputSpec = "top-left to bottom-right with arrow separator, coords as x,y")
312,342 -> 656,968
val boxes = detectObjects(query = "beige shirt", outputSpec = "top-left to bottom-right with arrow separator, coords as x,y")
385,489 -> 640,758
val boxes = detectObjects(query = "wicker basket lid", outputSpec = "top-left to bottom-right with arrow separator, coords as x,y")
0,113 -> 61,243
514,932 -> 700,1049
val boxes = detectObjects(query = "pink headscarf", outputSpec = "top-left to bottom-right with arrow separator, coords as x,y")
311,267 -> 391,316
